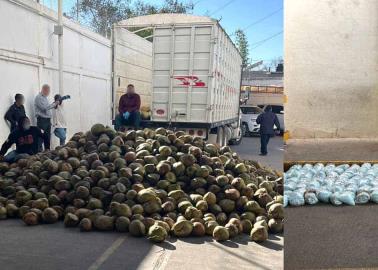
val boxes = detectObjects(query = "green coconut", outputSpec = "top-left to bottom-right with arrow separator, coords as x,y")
184,206 -> 202,220
213,226 -> 229,241
6,204 -> 18,217
91,123 -> 106,136
225,223 -> 239,238
172,220 -> 193,237
218,199 -> 235,213
79,218 -> 92,232
148,224 -> 168,243
241,219 -> 253,234
250,225 -> 268,242
129,220 -> 146,237
204,192 -> 217,205
23,211 -> 39,225
115,216 -> 130,232
64,213 -> 79,227
268,203 -> 284,219
268,218 -> 283,233
42,207 -> 59,223
94,215 -> 114,231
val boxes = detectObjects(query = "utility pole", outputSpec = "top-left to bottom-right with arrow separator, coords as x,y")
56,0 -> 64,95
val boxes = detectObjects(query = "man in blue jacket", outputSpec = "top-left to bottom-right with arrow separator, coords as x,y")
256,105 -> 281,156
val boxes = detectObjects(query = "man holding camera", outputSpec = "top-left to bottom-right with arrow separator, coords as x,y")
115,84 -> 141,131
52,94 -> 69,146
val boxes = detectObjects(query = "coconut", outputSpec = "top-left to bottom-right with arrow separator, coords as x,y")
79,218 -> 92,232
268,203 -> 284,219
148,224 -> 168,243
6,204 -> 18,217
213,226 -> 229,241
204,192 -> 217,205
268,218 -> 283,233
250,225 -> 268,242
42,207 -> 59,223
64,213 -> 79,227
184,206 -> 202,220
218,199 -> 235,213
172,220 -> 193,237
94,215 -> 114,231
129,220 -> 146,237
241,219 -> 253,234
115,216 -> 130,232
23,211 -> 39,225
225,223 -> 239,238
192,221 -> 206,236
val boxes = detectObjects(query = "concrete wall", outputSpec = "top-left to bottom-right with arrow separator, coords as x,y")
285,0 -> 378,138
0,0 -> 112,147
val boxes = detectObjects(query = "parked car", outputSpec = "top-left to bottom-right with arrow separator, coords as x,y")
258,104 -> 285,134
240,105 -> 263,136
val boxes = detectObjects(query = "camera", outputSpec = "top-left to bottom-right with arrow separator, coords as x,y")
59,95 -> 71,101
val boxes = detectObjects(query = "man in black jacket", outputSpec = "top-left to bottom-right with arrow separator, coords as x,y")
256,105 -> 281,156
4,94 -> 26,132
0,117 -> 46,163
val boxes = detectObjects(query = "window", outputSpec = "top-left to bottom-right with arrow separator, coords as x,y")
241,107 -> 263,114
272,105 -> 284,114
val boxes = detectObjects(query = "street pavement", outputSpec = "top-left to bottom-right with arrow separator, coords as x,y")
231,135 -> 283,171
285,204 -> 378,269
0,135 -> 284,270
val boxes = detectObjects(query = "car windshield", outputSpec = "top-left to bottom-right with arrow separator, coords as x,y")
241,107 -> 262,114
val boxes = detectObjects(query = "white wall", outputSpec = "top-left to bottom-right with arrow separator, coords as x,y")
0,0 -> 112,146
285,0 -> 378,138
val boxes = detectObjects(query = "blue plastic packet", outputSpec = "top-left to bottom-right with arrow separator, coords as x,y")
355,191 -> 370,204
337,192 -> 355,206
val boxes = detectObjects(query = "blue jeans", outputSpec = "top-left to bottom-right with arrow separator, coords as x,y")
4,151 -> 30,163
260,134 -> 271,155
54,128 -> 67,146
115,111 -> 141,131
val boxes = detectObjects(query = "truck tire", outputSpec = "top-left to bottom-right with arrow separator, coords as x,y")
242,123 -> 250,137
229,129 -> 242,145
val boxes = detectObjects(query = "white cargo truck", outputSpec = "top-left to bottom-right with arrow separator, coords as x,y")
112,14 -> 243,146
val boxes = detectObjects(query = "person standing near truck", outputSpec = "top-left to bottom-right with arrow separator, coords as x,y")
34,84 -> 58,151
4,93 -> 26,132
115,84 -> 141,131
0,116 -> 46,163
256,105 -> 281,156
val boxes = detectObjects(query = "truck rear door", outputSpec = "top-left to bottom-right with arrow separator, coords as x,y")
112,26 -> 153,117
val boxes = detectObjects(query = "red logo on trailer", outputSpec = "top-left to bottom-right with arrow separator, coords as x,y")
174,76 -> 205,87
156,109 -> 165,115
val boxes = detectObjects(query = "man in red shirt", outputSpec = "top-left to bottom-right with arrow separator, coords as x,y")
115,84 -> 141,131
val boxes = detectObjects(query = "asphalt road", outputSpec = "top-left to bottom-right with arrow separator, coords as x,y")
0,219 -> 283,270
231,135 -> 283,171
0,136 -> 284,270
285,204 -> 378,269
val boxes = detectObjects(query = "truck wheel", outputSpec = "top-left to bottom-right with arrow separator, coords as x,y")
229,127 -> 242,145
242,123 -> 250,137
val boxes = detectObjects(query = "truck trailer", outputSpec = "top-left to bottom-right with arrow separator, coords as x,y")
112,14 -> 243,146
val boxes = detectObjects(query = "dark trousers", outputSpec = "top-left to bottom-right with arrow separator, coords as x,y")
115,111 -> 141,131
260,134 -> 271,155
37,117 -> 51,151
